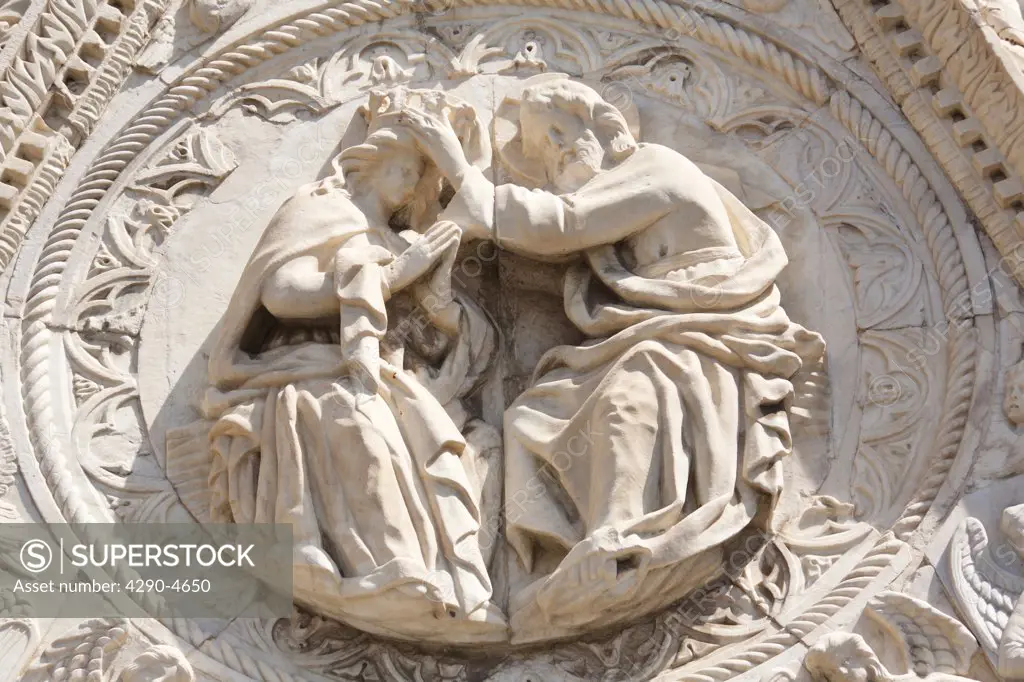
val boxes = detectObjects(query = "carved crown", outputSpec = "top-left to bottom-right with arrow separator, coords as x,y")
360,86 -> 491,168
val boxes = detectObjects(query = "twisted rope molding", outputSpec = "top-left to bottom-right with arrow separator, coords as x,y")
20,0 -> 421,523
16,0 -> 837,552
832,0 -> 1024,285
829,93 -> 969,319
892,326 -> 977,540
463,0 -> 831,105
828,90 -> 978,541
0,0 -> 169,269
10,0 -> 974,677
678,535 -> 907,682
17,0 -> 429,667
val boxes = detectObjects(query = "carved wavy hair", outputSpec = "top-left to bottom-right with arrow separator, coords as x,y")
330,125 -> 445,233
519,79 -> 637,164
803,634 -> 893,682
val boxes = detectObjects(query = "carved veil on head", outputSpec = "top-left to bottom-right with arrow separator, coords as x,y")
205,85 -> 493,391
333,86 -> 491,230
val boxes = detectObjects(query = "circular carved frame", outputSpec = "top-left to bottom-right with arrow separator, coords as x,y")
4,0 -> 992,679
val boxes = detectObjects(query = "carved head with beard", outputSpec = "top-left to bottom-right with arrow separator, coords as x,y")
518,78 -> 637,192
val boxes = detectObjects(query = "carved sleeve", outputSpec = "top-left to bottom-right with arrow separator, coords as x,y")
335,235 -> 392,390
491,181 -> 671,256
441,166 -> 496,239
443,164 -> 669,254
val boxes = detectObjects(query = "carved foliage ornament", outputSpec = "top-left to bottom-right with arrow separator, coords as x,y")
1,0 -> 996,679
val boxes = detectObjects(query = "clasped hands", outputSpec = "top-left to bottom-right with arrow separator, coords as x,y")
383,220 -> 462,296
348,219 -> 464,335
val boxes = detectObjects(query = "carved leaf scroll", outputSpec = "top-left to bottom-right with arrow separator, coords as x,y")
65,125 -> 235,521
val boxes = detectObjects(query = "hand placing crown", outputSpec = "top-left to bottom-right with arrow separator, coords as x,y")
355,86 -> 491,169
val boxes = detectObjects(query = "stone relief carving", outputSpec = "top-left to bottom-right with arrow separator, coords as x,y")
1004,359 -> 1024,427
977,0 -> 1024,62
832,0 -> 1024,287
119,645 -> 195,682
0,590 -> 36,682
203,33 -> 458,123
162,76 -> 828,645
0,0 -> 28,49
136,0 -> 252,72
0,0 -> 165,270
941,360 -> 1024,678
1,0 -> 1020,678
949,505 -> 1024,677
805,633 -> 975,682
18,618 -> 198,682
805,592 -> 978,682
21,617 -> 130,681
185,86 -> 505,641
65,123 -> 237,523
735,0 -> 856,56
401,74 -> 824,642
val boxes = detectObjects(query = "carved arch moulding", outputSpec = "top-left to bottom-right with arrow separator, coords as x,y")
0,0 -> 1022,680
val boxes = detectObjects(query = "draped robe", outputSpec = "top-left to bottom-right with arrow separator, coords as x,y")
445,143 -> 825,632
202,179 -> 498,639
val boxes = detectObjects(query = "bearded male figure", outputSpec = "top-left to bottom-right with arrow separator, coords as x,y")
401,75 -> 825,639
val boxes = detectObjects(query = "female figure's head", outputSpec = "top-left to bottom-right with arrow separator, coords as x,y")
333,87 -> 488,232
335,124 -> 441,230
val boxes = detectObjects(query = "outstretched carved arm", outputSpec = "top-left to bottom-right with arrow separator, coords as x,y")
442,165 -> 673,257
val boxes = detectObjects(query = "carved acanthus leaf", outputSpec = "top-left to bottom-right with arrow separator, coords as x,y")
209,34 -> 458,122
455,17 -> 601,75
62,125 -> 236,516
853,330 -> 936,519
826,212 -> 926,329
132,125 -> 238,198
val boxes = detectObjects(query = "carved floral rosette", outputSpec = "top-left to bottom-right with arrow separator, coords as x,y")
0,0 -> 1007,679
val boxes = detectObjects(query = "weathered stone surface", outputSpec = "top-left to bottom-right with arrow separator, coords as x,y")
2,0 -> 1024,679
